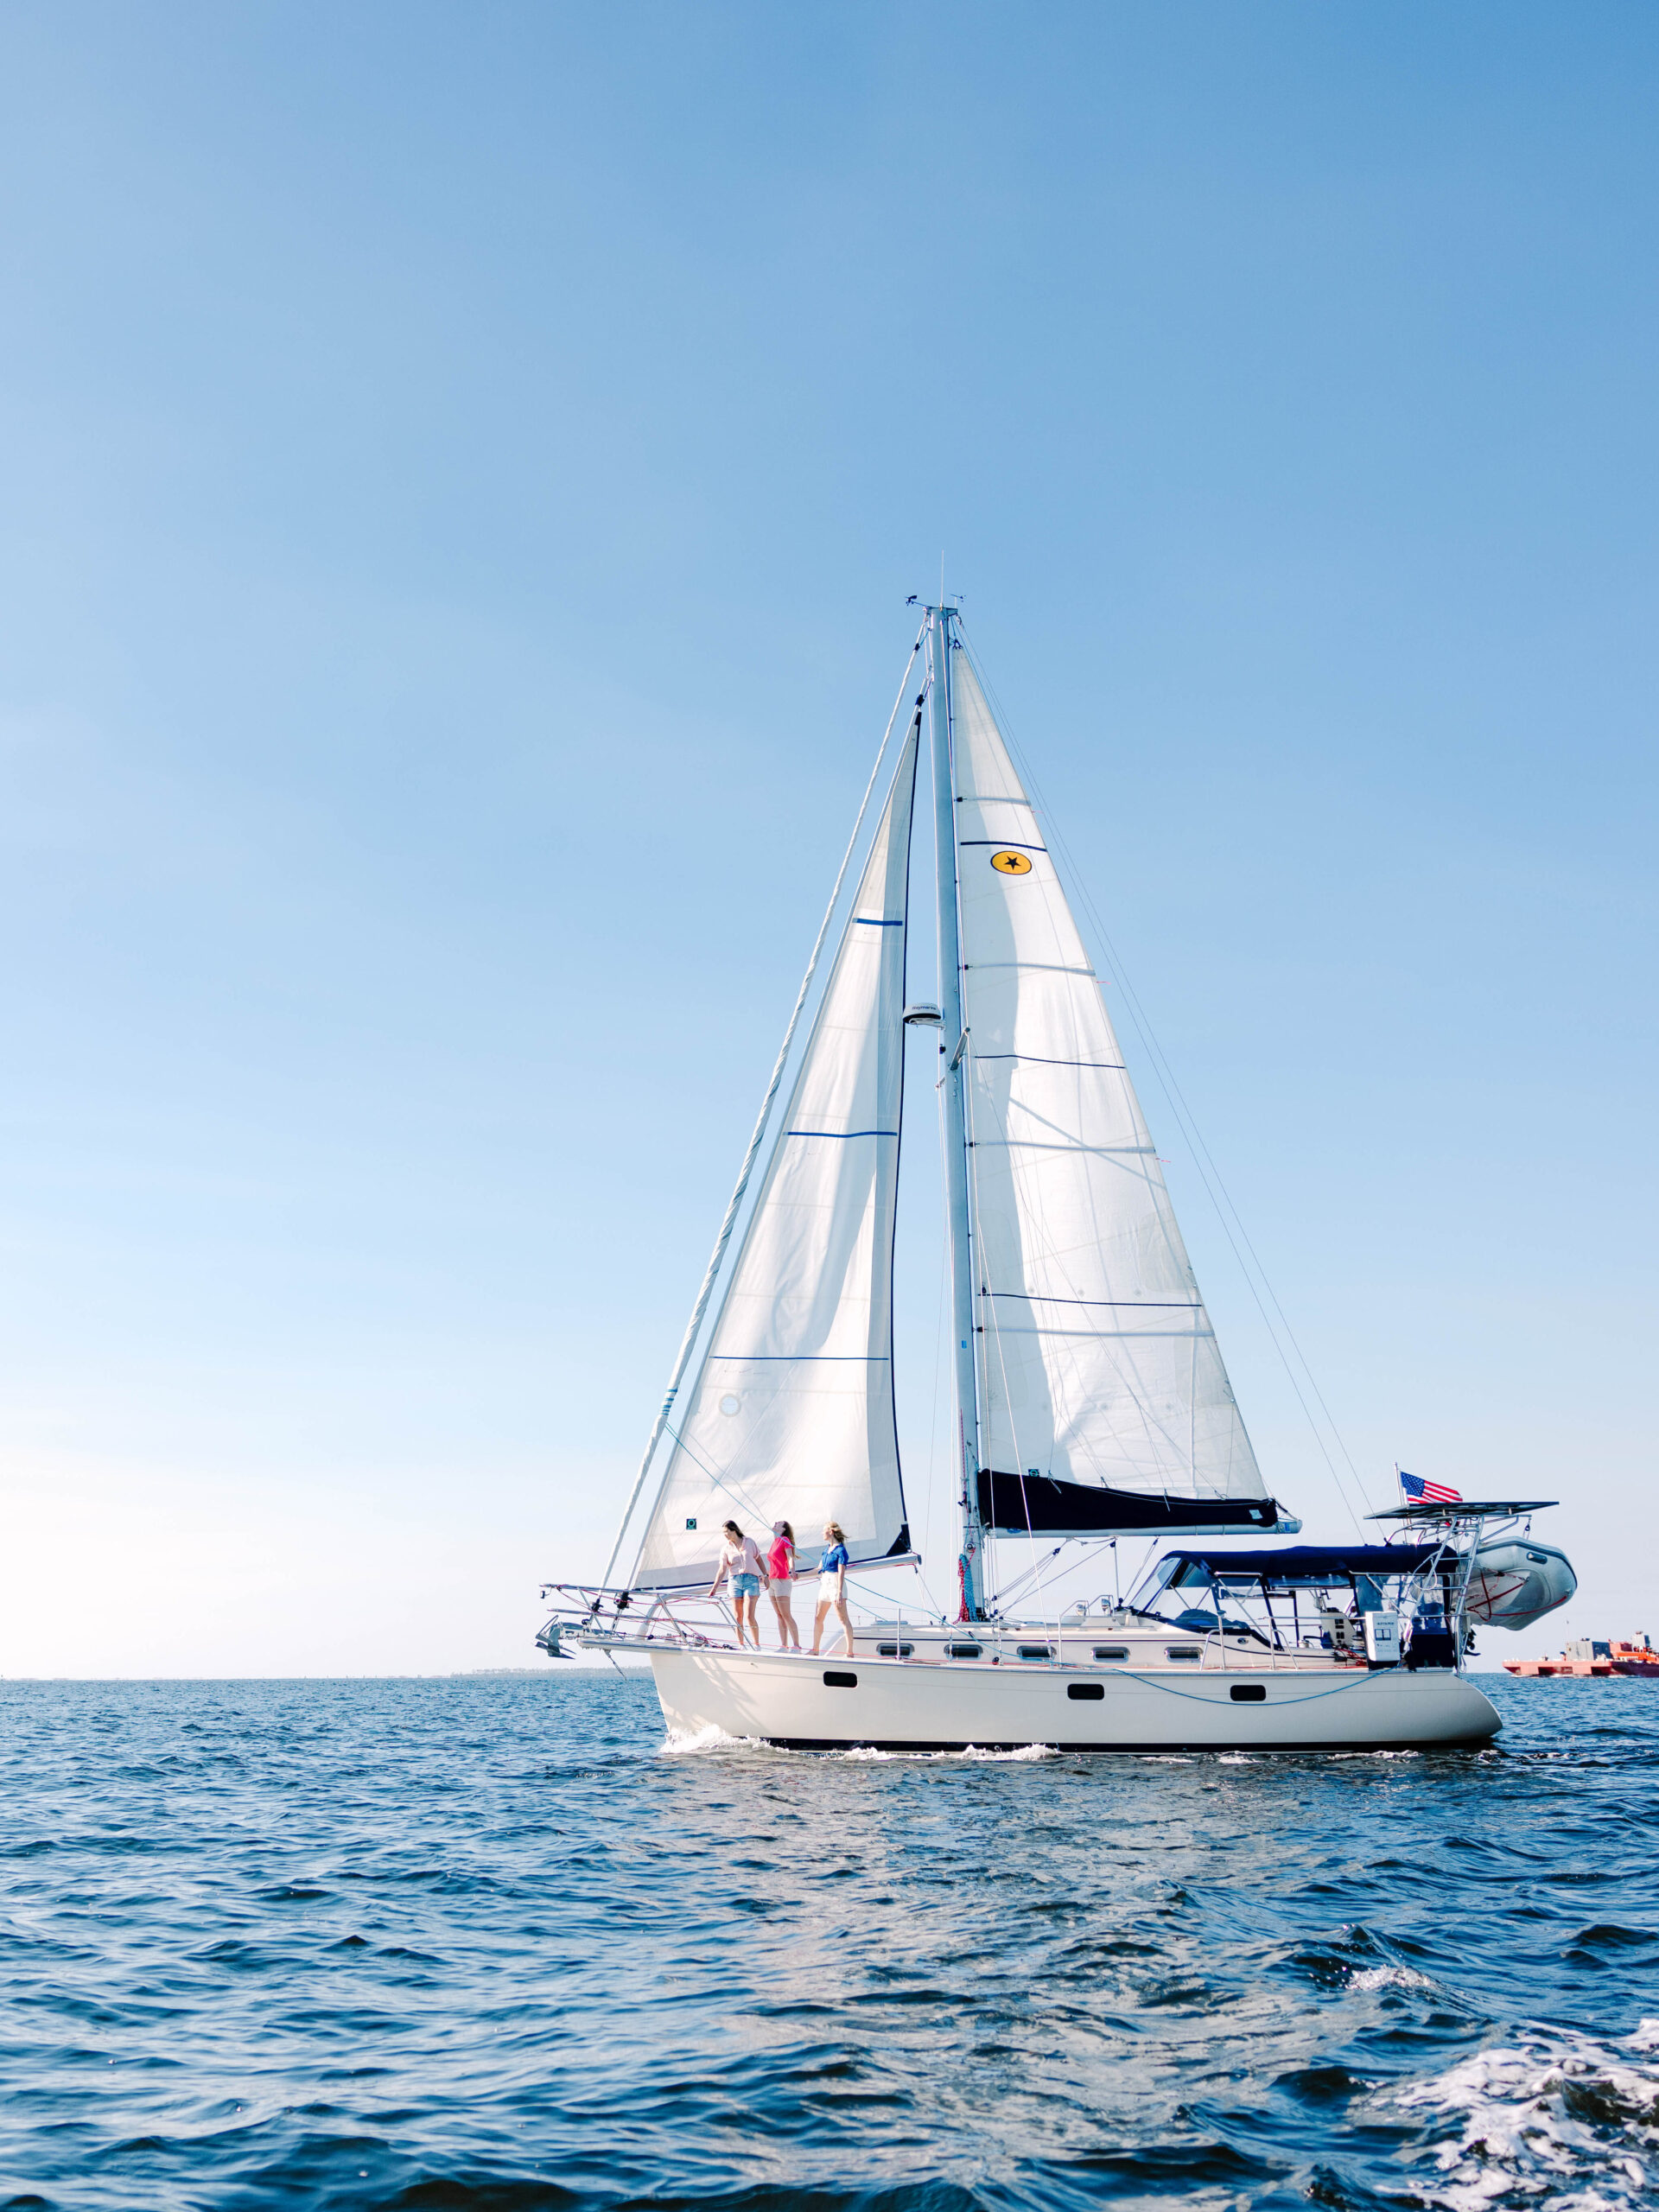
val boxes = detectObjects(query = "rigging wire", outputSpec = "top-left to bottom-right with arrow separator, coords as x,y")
601,626 -> 928,1589
652,1419 -> 788,1538
956,623 -> 1370,1541
991,1538 -> 1103,1611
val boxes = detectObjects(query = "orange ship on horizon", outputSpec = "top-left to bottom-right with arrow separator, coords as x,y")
1504,1635 -> 1658,1679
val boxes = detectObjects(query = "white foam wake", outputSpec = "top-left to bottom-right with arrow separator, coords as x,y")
1389,2023 -> 1659,2210
838,1741 -> 1058,1763
659,1722 -> 758,1754
1351,1964 -> 1438,1993
658,1729 -> 1059,1762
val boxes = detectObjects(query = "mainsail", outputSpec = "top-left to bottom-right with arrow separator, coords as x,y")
632,730 -> 919,1591
949,653 -> 1285,1536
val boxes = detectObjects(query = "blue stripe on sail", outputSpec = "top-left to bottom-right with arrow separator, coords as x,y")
855,915 -> 904,926
786,1128 -> 899,1138
706,1354 -> 890,1362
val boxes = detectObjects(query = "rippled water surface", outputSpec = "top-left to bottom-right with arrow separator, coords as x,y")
3,1673 -> 1657,2211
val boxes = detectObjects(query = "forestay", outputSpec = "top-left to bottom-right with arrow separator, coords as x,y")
950,656 -> 1273,1522
632,731 -> 918,1591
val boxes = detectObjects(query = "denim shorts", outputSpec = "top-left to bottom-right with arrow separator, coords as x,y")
732,1573 -> 760,1597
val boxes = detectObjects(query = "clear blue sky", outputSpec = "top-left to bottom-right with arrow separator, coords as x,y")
2,3 -> 1653,1673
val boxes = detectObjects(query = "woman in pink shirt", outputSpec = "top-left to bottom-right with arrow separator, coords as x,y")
707,1519 -> 768,1649
765,1520 -> 800,1651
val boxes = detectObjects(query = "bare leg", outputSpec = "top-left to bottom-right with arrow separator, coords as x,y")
834,1599 -> 855,1657
812,1601 -> 831,1656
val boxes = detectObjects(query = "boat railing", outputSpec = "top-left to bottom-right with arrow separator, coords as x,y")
537,1586 -> 1431,1669
536,1581 -> 746,1654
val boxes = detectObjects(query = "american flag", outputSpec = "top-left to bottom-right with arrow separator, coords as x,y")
1400,1470 -> 1462,1505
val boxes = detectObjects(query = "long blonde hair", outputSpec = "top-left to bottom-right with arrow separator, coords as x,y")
824,1520 -> 846,1545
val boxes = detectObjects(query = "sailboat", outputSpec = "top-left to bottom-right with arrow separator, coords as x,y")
539,607 -> 1569,1750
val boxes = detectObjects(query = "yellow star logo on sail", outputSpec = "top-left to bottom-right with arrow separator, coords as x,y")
990,849 -> 1033,874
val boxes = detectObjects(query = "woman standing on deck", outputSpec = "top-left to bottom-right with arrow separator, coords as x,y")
766,1521 -> 801,1651
707,1520 -> 767,1649
811,1521 -> 854,1658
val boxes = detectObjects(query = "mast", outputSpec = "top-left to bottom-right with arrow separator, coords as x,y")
928,604 -> 987,1618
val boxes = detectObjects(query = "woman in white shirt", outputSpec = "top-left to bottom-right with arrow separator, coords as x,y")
707,1518 -> 768,1649
810,1520 -> 855,1658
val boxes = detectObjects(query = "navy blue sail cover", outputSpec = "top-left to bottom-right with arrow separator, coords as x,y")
1153,1545 -> 1444,1591
976,1469 -> 1289,1536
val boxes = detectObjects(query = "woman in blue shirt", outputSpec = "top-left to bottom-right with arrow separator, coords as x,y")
810,1520 -> 855,1659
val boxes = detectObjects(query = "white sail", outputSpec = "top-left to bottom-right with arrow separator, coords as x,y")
950,655 -> 1271,1518
632,730 -> 919,1590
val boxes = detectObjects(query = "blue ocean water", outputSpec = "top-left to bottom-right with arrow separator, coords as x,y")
3,1673 -> 1656,2212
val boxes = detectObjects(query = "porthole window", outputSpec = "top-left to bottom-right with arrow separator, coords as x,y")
1017,1644 -> 1055,1662
876,1643 -> 914,1658
1093,1646 -> 1129,1662
1164,1646 -> 1201,1663
946,1643 -> 982,1660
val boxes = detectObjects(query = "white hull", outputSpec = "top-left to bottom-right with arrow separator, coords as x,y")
648,1645 -> 1503,1751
